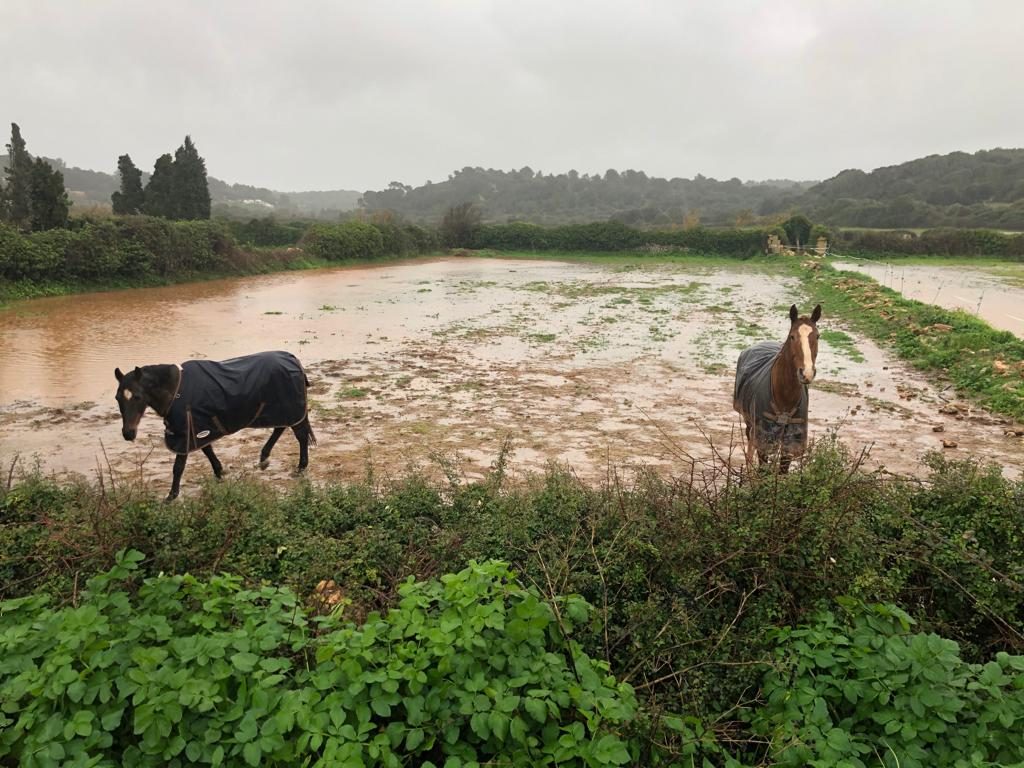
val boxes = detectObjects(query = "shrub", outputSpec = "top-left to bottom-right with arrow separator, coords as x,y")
0,552 -> 637,767
302,222 -> 386,261
754,600 -> 1024,767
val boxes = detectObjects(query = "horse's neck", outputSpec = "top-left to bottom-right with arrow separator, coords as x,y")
770,345 -> 803,413
142,364 -> 180,416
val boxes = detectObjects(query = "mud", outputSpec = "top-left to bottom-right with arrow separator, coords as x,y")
1,257 -> 1021,494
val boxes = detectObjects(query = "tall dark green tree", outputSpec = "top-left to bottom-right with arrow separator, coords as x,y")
781,214 -> 813,247
172,135 -> 210,220
143,154 -> 176,218
111,154 -> 145,215
3,123 -> 34,230
439,202 -> 482,248
29,158 -> 69,230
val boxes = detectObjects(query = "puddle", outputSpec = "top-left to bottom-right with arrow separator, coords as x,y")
833,259 -> 1024,336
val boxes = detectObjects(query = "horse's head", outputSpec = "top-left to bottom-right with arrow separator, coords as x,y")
785,304 -> 822,385
114,366 -> 146,441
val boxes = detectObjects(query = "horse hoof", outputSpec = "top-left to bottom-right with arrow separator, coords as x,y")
163,494 -> 178,504
259,458 -> 270,470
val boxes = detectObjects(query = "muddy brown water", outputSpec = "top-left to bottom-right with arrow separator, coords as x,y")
832,259 -> 1024,337
1,256 -> 1021,493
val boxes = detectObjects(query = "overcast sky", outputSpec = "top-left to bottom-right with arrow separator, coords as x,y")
2,1 -> 1022,192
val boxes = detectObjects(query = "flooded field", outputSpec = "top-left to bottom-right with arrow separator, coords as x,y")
2,256 -> 1022,493
832,259 -> 1024,336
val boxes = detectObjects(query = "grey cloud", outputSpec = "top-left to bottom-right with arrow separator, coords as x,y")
2,0 -> 1021,191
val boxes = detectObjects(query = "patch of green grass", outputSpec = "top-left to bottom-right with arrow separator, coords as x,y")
820,329 -> 866,363
263,310 -> 284,315
527,332 -> 557,343
337,386 -> 368,399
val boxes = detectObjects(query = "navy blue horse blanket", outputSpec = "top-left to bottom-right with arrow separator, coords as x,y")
733,341 -> 808,455
164,351 -> 309,455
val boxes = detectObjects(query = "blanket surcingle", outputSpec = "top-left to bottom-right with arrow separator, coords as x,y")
733,341 -> 808,454
163,351 -> 308,455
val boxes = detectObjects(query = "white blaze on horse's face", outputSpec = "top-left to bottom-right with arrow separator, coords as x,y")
797,324 -> 816,384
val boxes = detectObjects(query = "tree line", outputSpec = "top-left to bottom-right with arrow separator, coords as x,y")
360,149 -> 1024,231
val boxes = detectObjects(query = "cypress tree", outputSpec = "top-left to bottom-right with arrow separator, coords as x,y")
29,158 -> 69,230
143,153 -> 176,218
3,123 -> 34,230
172,135 -> 210,220
111,153 -> 145,215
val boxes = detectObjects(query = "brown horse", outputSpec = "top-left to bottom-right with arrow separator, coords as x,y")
115,351 -> 315,501
733,304 -> 821,472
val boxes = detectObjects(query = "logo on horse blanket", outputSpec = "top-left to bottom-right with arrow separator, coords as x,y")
733,341 -> 809,454
164,351 -> 309,455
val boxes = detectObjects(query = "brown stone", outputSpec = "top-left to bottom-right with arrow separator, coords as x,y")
942,439 -> 958,449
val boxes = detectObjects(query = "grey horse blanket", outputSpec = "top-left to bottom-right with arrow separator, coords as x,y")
733,341 -> 808,454
164,351 -> 308,455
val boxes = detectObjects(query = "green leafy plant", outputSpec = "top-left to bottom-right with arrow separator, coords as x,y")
754,600 -> 1024,767
0,551 -> 637,767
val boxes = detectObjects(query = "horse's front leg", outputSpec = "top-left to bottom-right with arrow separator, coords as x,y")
202,444 -> 224,478
167,454 -> 188,502
292,417 -> 313,473
259,428 -> 286,470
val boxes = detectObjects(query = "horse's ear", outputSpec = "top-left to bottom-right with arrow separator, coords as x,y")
133,366 -> 142,377
115,367 -> 124,382
789,304 -> 798,324
811,304 -> 822,323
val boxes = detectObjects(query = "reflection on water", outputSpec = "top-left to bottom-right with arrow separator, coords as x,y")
832,260 -> 1024,337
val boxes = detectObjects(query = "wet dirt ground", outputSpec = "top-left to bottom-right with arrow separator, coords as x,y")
832,259 -> 1024,337
2,256 -> 1021,494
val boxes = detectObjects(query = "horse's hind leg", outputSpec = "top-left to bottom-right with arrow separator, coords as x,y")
202,445 -> 223,478
167,454 -> 188,502
259,428 -> 286,470
292,416 -> 315,473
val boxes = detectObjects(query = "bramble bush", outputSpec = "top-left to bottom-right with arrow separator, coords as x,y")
754,600 -> 1024,767
0,551 -> 637,767
2,440 -> 1023,763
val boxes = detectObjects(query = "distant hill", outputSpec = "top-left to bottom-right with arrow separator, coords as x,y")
6,147 -> 1024,229
762,148 -> 1024,230
359,167 -> 806,227
0,155 -> 361,219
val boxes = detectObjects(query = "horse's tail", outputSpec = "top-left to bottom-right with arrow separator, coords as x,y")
305,417 -> 317,447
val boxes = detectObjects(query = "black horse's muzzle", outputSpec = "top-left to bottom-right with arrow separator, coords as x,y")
122,427 -> 137,441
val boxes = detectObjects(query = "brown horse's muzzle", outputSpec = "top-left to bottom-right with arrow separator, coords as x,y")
122,426 -> 137,441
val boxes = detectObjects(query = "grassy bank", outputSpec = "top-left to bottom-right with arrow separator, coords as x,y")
803,262 -> 1024,420
2,442 -> 1023,764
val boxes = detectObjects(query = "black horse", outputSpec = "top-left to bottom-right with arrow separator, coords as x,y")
115,350 -> 316,501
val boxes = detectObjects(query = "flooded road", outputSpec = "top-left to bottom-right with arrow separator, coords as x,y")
2,256 -> 1021,491
832,259 -> 1024,336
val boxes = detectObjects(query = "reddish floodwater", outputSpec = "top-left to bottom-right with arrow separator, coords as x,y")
1,257 -> 1021,490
